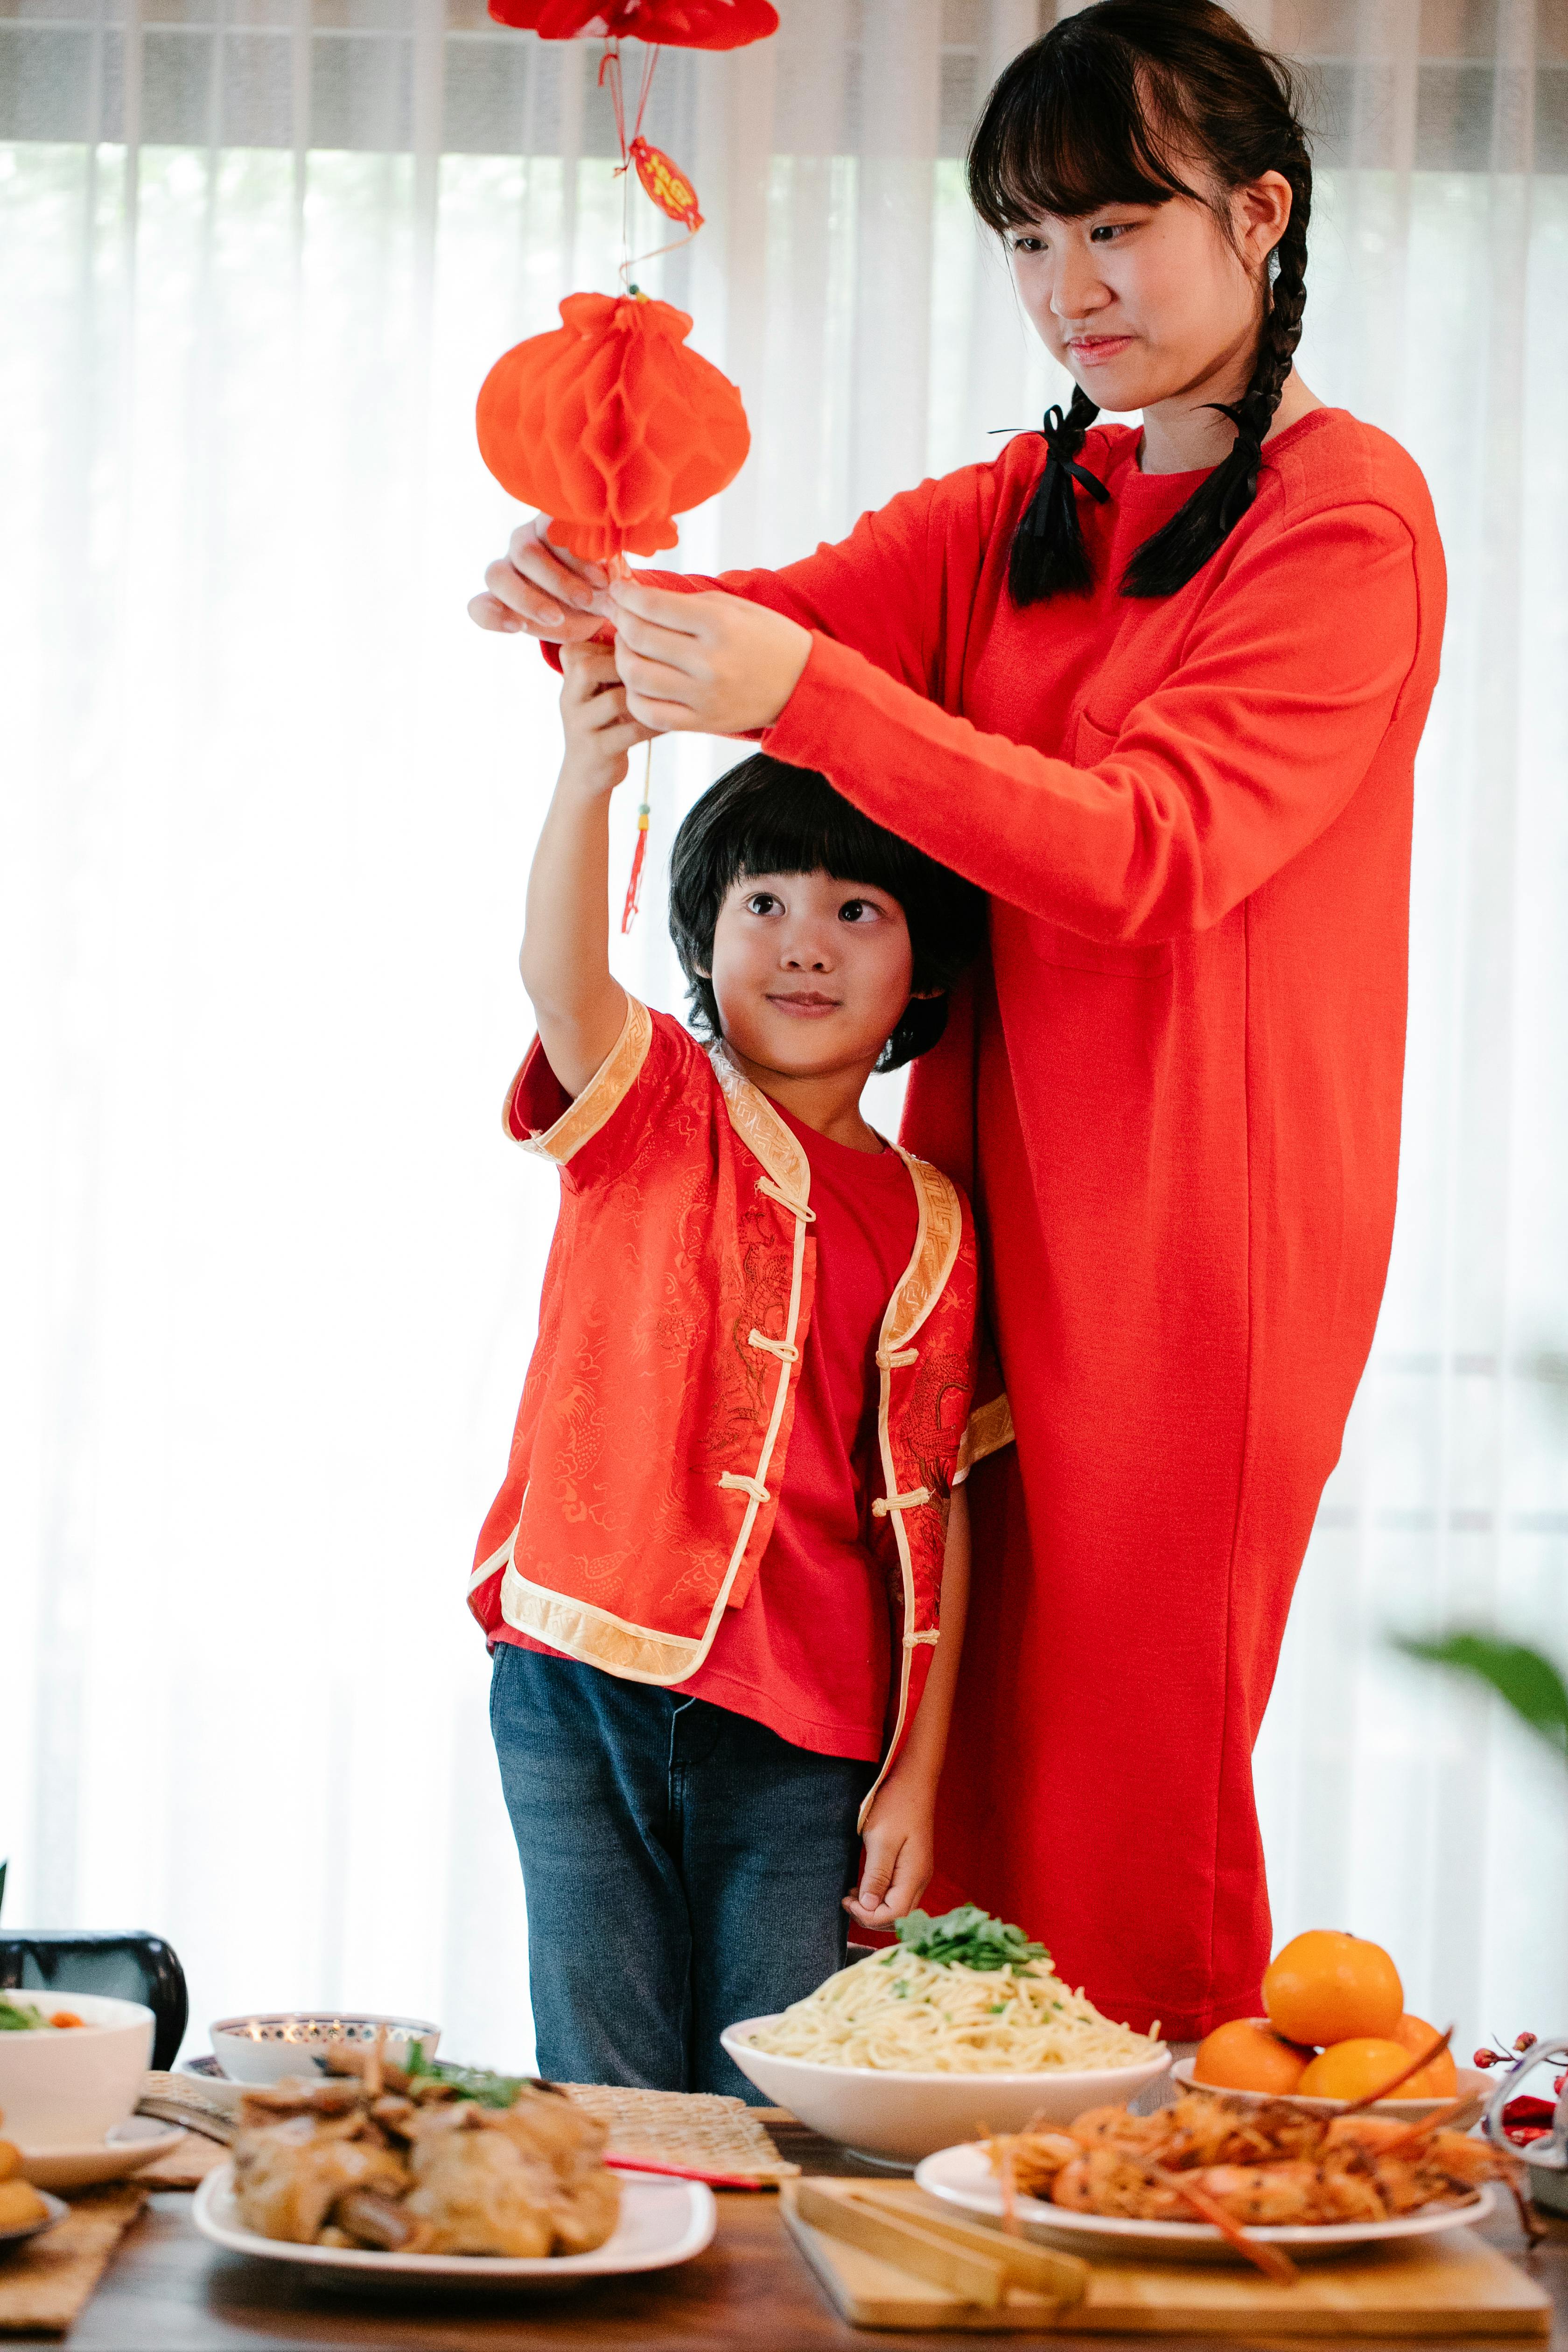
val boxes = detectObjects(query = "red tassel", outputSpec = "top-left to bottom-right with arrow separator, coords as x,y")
621,805 -> 649,933
621,738 -> 653,934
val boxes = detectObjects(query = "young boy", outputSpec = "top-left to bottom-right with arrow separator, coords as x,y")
469,643 -> 1003,2098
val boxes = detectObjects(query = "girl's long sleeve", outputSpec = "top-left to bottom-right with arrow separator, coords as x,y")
758,502 -> 1423,941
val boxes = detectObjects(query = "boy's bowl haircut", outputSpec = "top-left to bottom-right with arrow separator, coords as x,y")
668,757 -> 987,1072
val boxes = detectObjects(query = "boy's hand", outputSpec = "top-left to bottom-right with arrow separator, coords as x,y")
843,1774 -> 935,1932
559,642 -> 655,795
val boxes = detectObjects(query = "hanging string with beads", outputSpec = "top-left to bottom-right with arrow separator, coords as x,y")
621,738 -> 654,934
598,34 -> 707,931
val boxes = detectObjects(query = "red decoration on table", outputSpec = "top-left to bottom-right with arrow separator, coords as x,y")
476,290 -> 749,562
629,135 -> 703,230
605,2149 -> 767,2189
485,0 -> 777,48
1501,2096 -> 1558,2146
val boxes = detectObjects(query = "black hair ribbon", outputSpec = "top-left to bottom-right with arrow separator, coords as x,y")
1019,404 -> 1110,538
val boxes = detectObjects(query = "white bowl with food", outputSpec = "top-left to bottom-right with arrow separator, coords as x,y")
209,2012 -> 440,2086
0,1992 -> 155,2149
720,1908 -> 1168,2164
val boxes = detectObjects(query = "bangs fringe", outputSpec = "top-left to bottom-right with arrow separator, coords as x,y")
968,35 -> 1197,228
708,768 -> 934,909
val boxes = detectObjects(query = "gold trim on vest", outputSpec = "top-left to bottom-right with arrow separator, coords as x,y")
510,993 -> 653,1166
499,1563 -> 702,1684
856,1154 -> 964,1829
885,1152 -> 965,1351
954,1390 -> 1016,1483
709,1045 -> 811,1206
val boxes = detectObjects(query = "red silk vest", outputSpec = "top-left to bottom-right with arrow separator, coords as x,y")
468,998 -> 1010,1812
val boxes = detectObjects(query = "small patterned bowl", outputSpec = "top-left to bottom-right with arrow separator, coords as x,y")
209,2012 -> 440,2086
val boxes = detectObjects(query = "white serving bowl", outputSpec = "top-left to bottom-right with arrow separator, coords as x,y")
1169,2054 -> 1488,2123
209,2012 -> 440,2086
720,2015 -> 1169,2164
0,1991 -> 155,2148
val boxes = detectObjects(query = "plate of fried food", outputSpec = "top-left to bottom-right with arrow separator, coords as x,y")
914,2090 -> 1524,2275
193,2044 -> 714,2290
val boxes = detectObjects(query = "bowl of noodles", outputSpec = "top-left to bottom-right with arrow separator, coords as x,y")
721,1908 -> 1168,2164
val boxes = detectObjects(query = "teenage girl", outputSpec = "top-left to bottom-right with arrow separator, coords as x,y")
469,0 -> 1446,2042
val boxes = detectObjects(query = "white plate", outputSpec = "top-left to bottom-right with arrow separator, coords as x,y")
193,2162 -> 716,2290
19,2115 -> 186,2191
1169,2056 -> 1489,2123
914,2141 -> 1495,2264
721,2013 -> 1169,2165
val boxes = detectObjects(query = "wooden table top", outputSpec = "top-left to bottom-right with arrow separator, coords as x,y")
21,2121 -> 1568,2351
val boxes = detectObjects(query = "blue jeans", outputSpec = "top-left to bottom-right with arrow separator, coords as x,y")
490,1642 -> 876,2099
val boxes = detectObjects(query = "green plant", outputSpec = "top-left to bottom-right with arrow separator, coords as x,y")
1393,1631 -> 1568,1765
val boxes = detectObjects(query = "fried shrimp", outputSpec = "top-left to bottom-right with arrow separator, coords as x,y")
983,2086 -> 1530,2283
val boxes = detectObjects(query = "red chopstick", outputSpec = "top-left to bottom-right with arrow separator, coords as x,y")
604,2151 -> 770,2191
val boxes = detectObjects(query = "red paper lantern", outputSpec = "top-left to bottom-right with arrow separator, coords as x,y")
476,291 -> 750,562
485,0 -> 778,48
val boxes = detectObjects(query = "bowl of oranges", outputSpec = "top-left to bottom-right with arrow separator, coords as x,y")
1174,1932 -> 1487,2121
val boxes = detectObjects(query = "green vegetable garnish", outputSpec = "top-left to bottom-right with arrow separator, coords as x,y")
893,1905 -> 1051,1974
0,1996 -> 53,2032
404,2044 -> 533,2110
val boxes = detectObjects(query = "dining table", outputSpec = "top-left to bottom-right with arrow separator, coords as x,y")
13,2117 -> 1568,2351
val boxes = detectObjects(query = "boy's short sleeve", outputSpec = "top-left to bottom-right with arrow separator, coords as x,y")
952,1320 -> 1013,1486
503,995 -> 705,1190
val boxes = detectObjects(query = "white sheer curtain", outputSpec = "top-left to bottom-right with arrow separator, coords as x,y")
3,0 -> 1565,2067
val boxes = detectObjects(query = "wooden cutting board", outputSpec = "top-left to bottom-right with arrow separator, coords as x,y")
781,2179 -> 1552,2337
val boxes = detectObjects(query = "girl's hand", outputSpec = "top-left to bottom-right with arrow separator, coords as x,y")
843,1776 -> 935,1932
559,642 -> 655,795
470,515 -> 614,642
609,578 -> 812,735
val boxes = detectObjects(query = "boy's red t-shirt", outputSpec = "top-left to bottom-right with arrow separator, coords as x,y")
495,1063 -> 918,1763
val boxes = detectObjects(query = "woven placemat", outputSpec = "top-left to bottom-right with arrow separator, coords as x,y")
563,2084 -> 799,2182
142,2070 -> 798,2183
0,2185 -> 148,2337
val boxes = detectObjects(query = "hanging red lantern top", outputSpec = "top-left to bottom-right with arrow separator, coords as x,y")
476,292 -> 749,563
485,0 -> 777,48
478,0 -> 775,929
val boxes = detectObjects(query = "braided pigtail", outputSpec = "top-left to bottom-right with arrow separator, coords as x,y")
1008,385 -> 1106,605
1121,169 -> 1311,598
970,2 -> 1317,606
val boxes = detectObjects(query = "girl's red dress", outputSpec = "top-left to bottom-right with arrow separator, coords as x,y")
652,409 -> 1446,2037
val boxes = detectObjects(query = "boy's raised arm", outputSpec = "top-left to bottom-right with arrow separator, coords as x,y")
519,643 -> 652,1100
